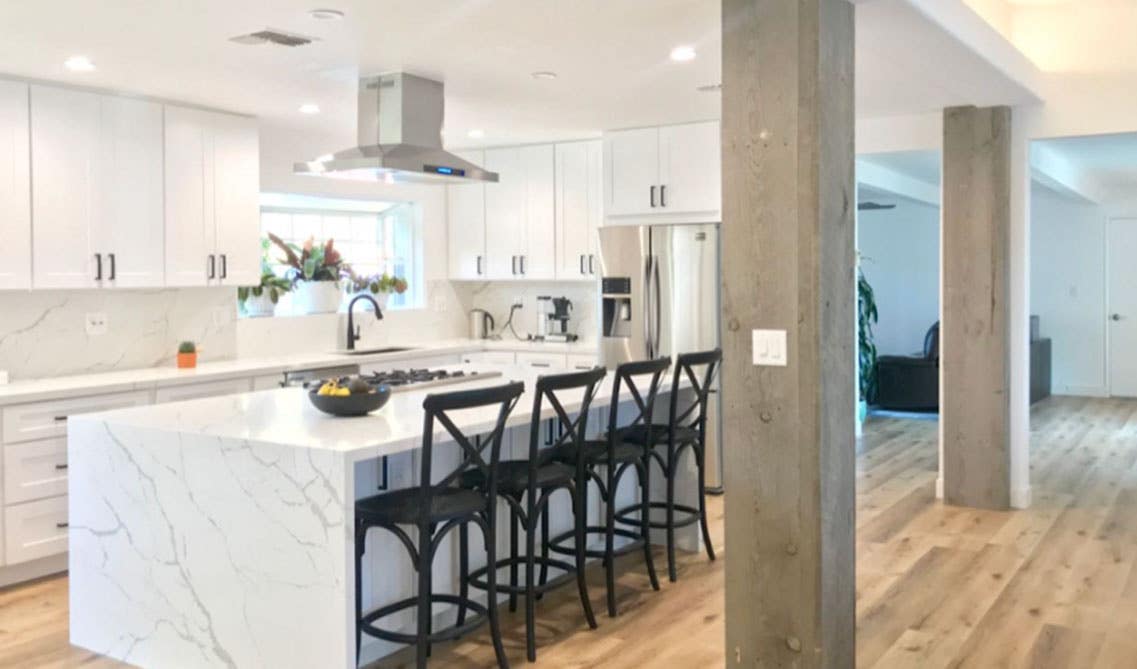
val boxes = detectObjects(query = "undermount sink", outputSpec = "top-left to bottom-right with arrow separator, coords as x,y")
336,346 -> 417,356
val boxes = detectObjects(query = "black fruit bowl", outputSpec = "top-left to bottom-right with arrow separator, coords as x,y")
307,385 -> 391,417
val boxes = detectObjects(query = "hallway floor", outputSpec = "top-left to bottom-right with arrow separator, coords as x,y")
1,396 -> 1134,668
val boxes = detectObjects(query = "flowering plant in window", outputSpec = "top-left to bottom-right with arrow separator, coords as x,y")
347,270 -> 408,295
267,233 -> 349,284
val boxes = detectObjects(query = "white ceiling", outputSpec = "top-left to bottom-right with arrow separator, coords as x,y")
1034,132 -> 1137,200
0,0 -> 1042,149
859,150 -> 942,186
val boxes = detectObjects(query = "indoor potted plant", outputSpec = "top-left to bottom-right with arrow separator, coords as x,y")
177,341 -> 197,369
347,271 -> 408,311
238,239 -> 293,317
268,233 -> 348,314
857,262 -> 879,431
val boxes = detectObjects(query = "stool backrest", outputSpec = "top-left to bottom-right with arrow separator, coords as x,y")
419,381 -> 525,511
526,366 -> 608,475
604,357 -> 672,447
666,349 -> 722,441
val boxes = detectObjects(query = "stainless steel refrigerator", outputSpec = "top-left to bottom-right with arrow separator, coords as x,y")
597,223 -> 723,492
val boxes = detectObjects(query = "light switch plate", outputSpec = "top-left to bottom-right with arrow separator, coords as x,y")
752,329 -> 788,366
85,312 -> 108,336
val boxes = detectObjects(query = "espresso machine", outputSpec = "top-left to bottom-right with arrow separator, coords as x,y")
536,295 -> 577,342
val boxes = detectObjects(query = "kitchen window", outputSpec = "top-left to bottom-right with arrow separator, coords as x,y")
257,193 -> 423,316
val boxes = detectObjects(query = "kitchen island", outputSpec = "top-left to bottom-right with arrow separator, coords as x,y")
67,364 -> 698,668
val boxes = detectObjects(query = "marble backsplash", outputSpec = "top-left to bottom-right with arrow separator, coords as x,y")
0,288 -> 237,381
454,281 -> 598,343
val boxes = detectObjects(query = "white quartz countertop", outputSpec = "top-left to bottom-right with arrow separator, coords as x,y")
0,338 -> 597,406
73,364 -> 626,463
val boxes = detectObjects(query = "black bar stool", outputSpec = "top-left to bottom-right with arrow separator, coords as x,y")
459,367 -> 606,662
616,349 -> 721,582
549,357 -> 671,617
354,381 -> 524,669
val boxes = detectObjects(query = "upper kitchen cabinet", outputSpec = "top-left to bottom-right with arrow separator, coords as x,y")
0,80 -> 30,290
521,144 -> 555,280
483,147 -> 526,279
30,85 -> 164,289
603,121 -> 721,224
556,140 -> 602,279
447,149 -> 487,280
165,105 -> 259,287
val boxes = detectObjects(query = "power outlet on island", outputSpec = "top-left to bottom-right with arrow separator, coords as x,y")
752,329 -> 787,366
85,312 -> 108,336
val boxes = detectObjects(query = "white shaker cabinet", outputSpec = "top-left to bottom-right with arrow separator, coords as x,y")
521,144 -> 556,280
0,80 -> 30,289
165,105 -> 259,287
603,121 -> 720,224
483,147 -> 526,279
30,86 -> 164,289
447,149 -> 487,280
556,141 -> 602,279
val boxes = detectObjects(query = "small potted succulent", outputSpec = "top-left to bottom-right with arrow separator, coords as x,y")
268,233 -> 349,314
347,271 -> 409,311
238,239 -> 293,317
177,341 -> 197,369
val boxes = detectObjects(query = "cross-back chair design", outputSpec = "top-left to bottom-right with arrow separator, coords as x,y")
460,366 -> 606,662
354,381 -> 524,669
549,356 -> 671,617
616,348 -> 722,582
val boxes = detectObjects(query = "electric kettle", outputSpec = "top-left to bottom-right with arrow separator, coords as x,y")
469,309 -> 495,339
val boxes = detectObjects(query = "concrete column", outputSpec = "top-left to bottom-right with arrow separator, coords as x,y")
721,0 -> 855,666
940,105 -> 1014,510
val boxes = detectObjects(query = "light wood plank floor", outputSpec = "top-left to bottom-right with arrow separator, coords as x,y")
2,396 -> 1135,668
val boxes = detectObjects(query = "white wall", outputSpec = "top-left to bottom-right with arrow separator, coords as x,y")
1030,183 -> 1108,396
857,198 -> 941,357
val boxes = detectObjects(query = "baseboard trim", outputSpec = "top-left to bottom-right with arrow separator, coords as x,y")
935,476 -> 944,500
1011,485 -> 1032,510
0,553 -> 67,588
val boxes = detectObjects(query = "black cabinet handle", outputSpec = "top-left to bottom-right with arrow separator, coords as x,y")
650,185 -> 657,208
530,362 -> 551,368
56,522 -> 69,529
660,185 -> 667,207
220,254 -> 228,279
588,254 -> 595,274
94,253 -> 102,281
108,253 -> 116,281
580,254 -> 585,275
207,254 -> 216,279
476,255 -> 483,275
55,463 -> 68,470
519,255 -> 526,275
53,415 -> 67,422
511,255 -> 517,275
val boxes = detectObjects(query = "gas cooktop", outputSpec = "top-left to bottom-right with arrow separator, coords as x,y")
364,368 -> 502,393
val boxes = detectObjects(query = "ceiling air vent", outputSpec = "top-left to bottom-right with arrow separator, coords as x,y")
230,29 -> 317,47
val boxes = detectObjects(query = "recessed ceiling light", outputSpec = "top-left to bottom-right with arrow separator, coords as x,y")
531,71 -> 558,80
308,8 -> 344,20
467,129 -> 485,139
670,45 -> 697,62
64,55 -> 96,72
298,103 -> 321,114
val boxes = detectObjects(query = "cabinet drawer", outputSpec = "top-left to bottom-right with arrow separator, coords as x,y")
2,390 -> 150,444
461,351 -> 516,365
565,353 -> 598,371
5,496 -> 68,565
154,377 -> 252,404
515,352 -> 567,369
4,439 -> 68,504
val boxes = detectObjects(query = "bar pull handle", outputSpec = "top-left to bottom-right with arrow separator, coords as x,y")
530,362 -> 551,368
108,253 -> 116,281
56,522 -> 69,529
476,255 -> 483,275
53,415 -> 67,422
650,185 -> 657,208
94,253 -> 102,281
207,254 -> 216,279
55,463 -> 69,470
220,254 -> 228,279
660,184 -> 667,207
519,255 -> 526,275
588,254 -> 595,274
580,254 -> 585,275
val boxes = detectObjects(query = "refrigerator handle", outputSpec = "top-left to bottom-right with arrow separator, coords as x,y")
652,254 -> 662,356
644,254 -> 654,359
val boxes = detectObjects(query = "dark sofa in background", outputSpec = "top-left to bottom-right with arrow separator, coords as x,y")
875,322 -> 939,412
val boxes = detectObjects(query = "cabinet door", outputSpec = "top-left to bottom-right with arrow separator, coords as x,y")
0,80 -> 30,289
154,377 -> 252,403
515,352 -> 567,369
604,127 -> 659,217
96,96 -> 164,288
483,147 -> 526,280
556,141 -> 602,279
30,85 -> 98,289
447,149 -> 486,280
521,144 -> 555,280
164,105 -> 214,287
659,121 -> 720,215
213,113 -> 260,286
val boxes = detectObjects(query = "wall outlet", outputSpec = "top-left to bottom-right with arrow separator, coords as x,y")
85,313 -> 108,336
752,329 -> 788,366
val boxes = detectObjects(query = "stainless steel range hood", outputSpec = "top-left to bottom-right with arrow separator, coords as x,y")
294,73 -> 497,184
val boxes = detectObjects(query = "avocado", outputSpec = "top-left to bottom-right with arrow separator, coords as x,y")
347,377 -> 373,395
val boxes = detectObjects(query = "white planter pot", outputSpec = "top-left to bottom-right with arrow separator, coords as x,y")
293,281 -> 343,314
241,292 -> 277,318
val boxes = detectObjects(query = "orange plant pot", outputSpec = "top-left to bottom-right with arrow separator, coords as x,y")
177,352 -> 197,369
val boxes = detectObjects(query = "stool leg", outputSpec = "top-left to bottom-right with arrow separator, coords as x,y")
355,524 -> 365,663
637,460 -> 660,591
538,503 -> 550,595
665,448 -> 678,583
524,503 -> 538,662
569,482 -> 598,630
509,506 -> 519,613
457,521 -> 470,626
605,469 -> 617,617
484,518 -> 510,669
696,444 -> 716,562
415,525 -> 431,669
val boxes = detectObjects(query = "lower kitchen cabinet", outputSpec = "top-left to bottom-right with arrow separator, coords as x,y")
154,377 -> 253,403
3,438 -> 68,504
4,495 -> 68,565
515,351 -> 567,369
566,353 -> 599,370
1,390 -> 150,444
461,351 -> 516,365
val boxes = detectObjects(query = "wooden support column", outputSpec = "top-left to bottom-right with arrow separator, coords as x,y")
941,105 -> 1013,510
721,1 -> 855,666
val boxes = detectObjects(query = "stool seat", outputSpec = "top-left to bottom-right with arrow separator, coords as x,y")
619,423 -> 700,446
553,438 -> 644,465
357,488 -> 486,525
461,460 -> 575,495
